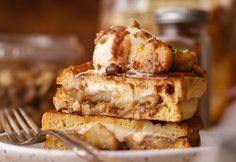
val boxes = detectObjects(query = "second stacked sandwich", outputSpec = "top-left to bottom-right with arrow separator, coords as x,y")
42,20 -> 207,150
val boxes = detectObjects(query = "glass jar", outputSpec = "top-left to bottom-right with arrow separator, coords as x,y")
99,0 -> 157,33
156,8 -> 211,126
0,35 -> 84,130
208,0 -> 236,123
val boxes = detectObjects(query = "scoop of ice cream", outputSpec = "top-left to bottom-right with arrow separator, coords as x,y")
93,19 -> 173,75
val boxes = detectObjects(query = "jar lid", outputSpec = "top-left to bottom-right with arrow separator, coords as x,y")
155,8 -> 208,24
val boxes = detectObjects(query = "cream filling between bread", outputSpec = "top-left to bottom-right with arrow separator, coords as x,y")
81,74 -> 182,108
71,122 -> 179,143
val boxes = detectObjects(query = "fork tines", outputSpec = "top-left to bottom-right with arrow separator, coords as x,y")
0,108 -> 39,144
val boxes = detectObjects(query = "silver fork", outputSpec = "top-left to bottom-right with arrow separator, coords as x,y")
0,108 -> 104,162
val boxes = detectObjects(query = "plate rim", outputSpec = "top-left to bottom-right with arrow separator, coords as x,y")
0,133 -> 214,157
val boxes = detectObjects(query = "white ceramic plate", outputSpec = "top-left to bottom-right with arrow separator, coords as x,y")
0,132 -> 215,162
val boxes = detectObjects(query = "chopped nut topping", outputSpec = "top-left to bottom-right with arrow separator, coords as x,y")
130,18 -> 141,29
94,30 -> 105,45
105,63 -> 123,75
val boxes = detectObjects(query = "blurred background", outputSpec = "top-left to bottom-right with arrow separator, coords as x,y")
0,0 -> 235,127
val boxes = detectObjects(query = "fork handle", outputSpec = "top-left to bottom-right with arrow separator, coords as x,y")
39,130 -> 104,162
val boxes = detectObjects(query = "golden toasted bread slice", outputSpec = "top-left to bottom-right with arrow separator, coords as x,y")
54,62 -> 207,122
42,111 -> 203,150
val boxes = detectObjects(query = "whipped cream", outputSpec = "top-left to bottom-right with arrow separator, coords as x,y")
93,19 -> 154,75
93,34 -> 116,74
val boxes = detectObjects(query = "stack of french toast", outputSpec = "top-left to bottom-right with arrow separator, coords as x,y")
42,19 -> 207,150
